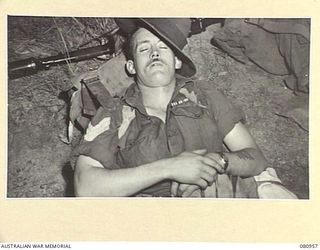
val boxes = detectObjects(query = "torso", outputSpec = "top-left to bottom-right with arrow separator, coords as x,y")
145,106 -> 167,123
116,82 -> 224,196
77,77 -> 245,197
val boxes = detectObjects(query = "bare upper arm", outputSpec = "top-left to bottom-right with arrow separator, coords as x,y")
74,155 -> 106,196
223,122 -> 259,151
75,155 -> 105,172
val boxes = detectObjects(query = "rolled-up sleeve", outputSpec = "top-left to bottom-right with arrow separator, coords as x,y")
73,106 -> 121,169
200,81 -> 245,139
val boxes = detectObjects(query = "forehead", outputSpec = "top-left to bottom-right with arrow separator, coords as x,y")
131,28 -> 161,46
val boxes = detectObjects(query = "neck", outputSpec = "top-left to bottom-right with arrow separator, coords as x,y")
138,80 -> 176,111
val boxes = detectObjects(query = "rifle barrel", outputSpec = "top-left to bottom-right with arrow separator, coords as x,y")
41,43 -> 114,67
8,41 -> 115,79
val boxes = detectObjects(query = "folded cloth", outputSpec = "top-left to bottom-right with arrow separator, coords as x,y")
254,167 -> 298,199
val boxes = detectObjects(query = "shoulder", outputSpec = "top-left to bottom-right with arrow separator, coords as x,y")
191,78 -> 244,120
191,79 -> 231,107
176,77 -> 231,111
84,100 -> 136,142
194,79 -> 223,95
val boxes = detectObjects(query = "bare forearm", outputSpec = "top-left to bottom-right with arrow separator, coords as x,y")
74,156 -> 170,197
224,147 -> 267,177
75,150 -> 219,197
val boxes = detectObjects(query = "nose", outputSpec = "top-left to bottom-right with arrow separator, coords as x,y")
150,47 -> 160,59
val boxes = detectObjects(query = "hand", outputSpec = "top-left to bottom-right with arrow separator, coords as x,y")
204,152 -> 226,174
171,182 -> 201,197
165,149 -> 220,189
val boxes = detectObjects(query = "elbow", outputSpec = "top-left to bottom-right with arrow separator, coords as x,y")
243,147 -> 268,176
74,155 -> 103,197
253,164 -> 267,176
74,187 -> 86,197
73,165 -> 116,197
74,170 -> 90,197
74,182 -> 88,197
73,162 -> 97,197
253,153 -> 268,176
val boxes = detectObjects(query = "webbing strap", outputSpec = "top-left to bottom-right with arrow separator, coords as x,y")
81,83 -> 96,116
81,75 -> 114,111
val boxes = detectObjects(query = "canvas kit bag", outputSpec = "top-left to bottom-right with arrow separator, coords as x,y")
211,18 -> 310,93
66,53 -> 133,141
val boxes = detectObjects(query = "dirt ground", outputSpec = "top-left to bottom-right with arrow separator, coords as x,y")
7,17 -> 309,198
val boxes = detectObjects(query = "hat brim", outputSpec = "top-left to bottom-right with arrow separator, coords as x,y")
115,18 -> 196,78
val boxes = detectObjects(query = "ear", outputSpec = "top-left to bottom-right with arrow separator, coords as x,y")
126,60 -> 136,75
174,57 -> 182,69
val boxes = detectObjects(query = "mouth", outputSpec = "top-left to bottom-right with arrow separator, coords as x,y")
148,60 -> 164,68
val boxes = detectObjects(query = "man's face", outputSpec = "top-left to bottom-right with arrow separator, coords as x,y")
126,28 -> 181,88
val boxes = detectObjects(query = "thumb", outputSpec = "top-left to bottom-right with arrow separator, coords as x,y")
192,149 -> 208,155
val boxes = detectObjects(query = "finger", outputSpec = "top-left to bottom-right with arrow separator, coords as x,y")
182,185 -> 200,197
201,156 -> 224,173
171,181 -> 179,197
199,158 -> 219,176
200,165 -> 218,186
178,184 -> 189,193
202,164 -> 218,177
201,155 -> 218,166
192,149 -> 207,155
197,179 -> 208,189
200,171 -> 215,186
204,154 -> 225,173
177,184 -> 190,197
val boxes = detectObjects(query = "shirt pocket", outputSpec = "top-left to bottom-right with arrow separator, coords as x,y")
117,130 -> 170,169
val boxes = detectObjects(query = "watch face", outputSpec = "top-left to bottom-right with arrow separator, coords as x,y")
222,159 -> 227,170
219,153 -> 228,170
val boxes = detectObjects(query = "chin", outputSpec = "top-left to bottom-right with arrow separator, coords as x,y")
147,72 -> 174,87
148,79 -> 172,88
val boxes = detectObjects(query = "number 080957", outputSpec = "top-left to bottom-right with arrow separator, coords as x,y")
300,244 -> 318,248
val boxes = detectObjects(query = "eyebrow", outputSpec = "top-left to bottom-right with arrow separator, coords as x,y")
136,40 -> 151,47
135,38 -> 164,50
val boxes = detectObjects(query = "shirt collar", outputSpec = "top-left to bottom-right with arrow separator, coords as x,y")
122,76 -> 206,118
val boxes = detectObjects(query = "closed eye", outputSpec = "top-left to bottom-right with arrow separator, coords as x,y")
139,47 -> 149,52
158,42 -> 168,49
137,42 -> 151,53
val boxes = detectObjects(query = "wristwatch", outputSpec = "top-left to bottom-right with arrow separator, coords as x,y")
218,152 -> 229,173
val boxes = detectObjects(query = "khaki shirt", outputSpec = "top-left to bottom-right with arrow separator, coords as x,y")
75,77 -> 244,197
